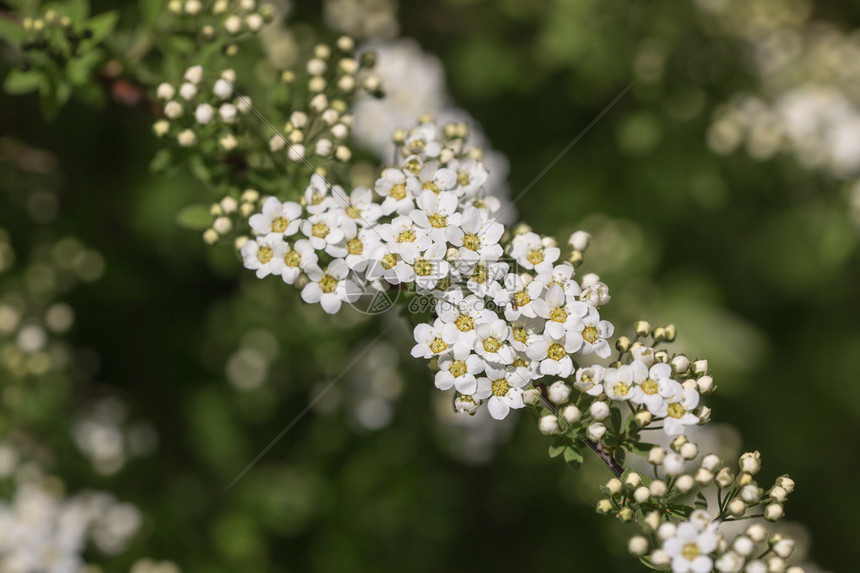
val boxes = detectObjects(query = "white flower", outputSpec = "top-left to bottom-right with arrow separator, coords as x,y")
412,161 -> 456,195
603,365 -> 638,401
301,259 -> 358,314
240,235 -> 283,278
303,174 -> 335,215
715,552 -> 744,573
533,263 -> 581,300
662,515 -> 718,573
249,196 -> 302,238
219,103 -> 237,123
526,331 -> 576,377
573,365 -> 606,396
473,319 -> 514,364
276,239 -> 317,285
436,345 -> 485,394
511,232 -> 560,273
329,186 -> 383,228
499,273 -> 547,320
659,387 -> 701,437
474,365 -> 526,420
537,284 -> 589,339
410,190 -> 461,243
580,279 -> 611,306
411,319 -> 458,359
566,307 -> 614,358
405,122 -> 441,157
436,293 -> 496,350
164,101 -> 183,119
156,83 -> 175,100
449,157 -> 488,195
445,206 -> 504,262
376,215 -> 432,263
630,361 -> 678,414
179,82 -> 197,100
375,168 -> 417,215
300,214 -> 348,258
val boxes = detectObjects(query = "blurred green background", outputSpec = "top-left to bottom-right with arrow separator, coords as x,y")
2,0 -> 859,571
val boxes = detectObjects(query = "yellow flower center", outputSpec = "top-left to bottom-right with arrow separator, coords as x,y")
284,250 -> 302,267
462,234 -> 481,251
455,315 -> 474,332
513,291 -> 530,308
483,337 -> 502,353
404,159 -> 421,174
319,274 -> 338,294
513,327 -> 527,344
257,246 -> 273,264
450,360 -> 467,378
382,253 -> 398,269
491,378 -> 510,397
345,206 -> 361,219
347,238 -> 363,255
397,228 -> 416,243
512,358 -> 529,368
527,249 -> 544,266
667,403 -> 686,419
471,263 -> 488,284
429,338 -> 447,354
310,191 -> 325,205
428,213 -> 447,228
423,181 -> 439,193
612,382 -> 630,396
390,183 -> 407,200
582,326 -> 599,344
312,222 -> 330,238
472,198 -> 487,209
681,543 -> 700,561
272,217 -> 289,233
641,379 -> 659,395
547,343 -> 566,361
435,276 -> 451,291
457,171 -> 470,186
414,258 -> 433,276
549,307 -> 568,323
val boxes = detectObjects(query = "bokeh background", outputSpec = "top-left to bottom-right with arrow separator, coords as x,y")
1,0 -> 859,571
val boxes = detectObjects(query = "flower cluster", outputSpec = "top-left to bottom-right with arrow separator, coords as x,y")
153,66 -> 252,151
165,0 -> 274,42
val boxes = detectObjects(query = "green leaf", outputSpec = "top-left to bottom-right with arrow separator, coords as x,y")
627,441 -> 656,455
66,49 -> 102,85
0,18 -> 26,48
614,447 -> 626,466
86,10 -> 119,43
609,403 -> 622,433
666,503 -> 693,519
548,439 -> 566,459
139,0 -> 166,25
563,446 -> 583,470
3,69 -> 43,95
62,0 -> 91,22
150,149 -> 174,172
175,204 -> 212,230
694,491 -> 708,510
189,155 -> 212,183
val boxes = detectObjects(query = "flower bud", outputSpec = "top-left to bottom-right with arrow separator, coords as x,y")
589,401 -> 610,420
177,129 -> 196,147
715,467 -> 734,488
164,101 -> 183,119
651,550 -> 670,567
194,103 -> 214,124
728,497 -> 746,517
202,229 -> 218,245
615,336 -> 631,353
680,442 -> 698,460
773,538 -> 795,558
696,375 -> 714,394
634,321 -> 652,337
746,524 -> 767,542
700,454 -> 720,472
634,410 -> 652,426
617,507 -> 633,522
739,451 -> 761,475
662,453 -> 684,476
605,478 -> 623,495
212,216 -> 232,235
694,468 -> 713,486
548,380 -> 571,405
671,355 -> 690,374
156,83 -> 175,100
644,511 -> 661,531
649,480 -> 667,497
675,474 -> 694,493
741,484 -> 760,503
634,486 -> 650,503
628,535 -> 648,556
522,388 -> 541,405
647,446 -> 665,465
287,144 -> 305,162
234,236 -> 248,250
586,422 -> 606,441
764,502 -> 784,521
152,120 -> 169,137
768,557 -> 786,573
538,415 -> 558,435
596,499 -> 613,514
768,485 -> 787,503
776,475 -> 794,493
733,535 -> 755,556
786,568 -> 805,573
568,230 -> 591,251
624,472 -> 642,488
335,146 -> 352,162
179,82 -> 197,100
560,404 -> 580,423
657,522 -> 676,541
